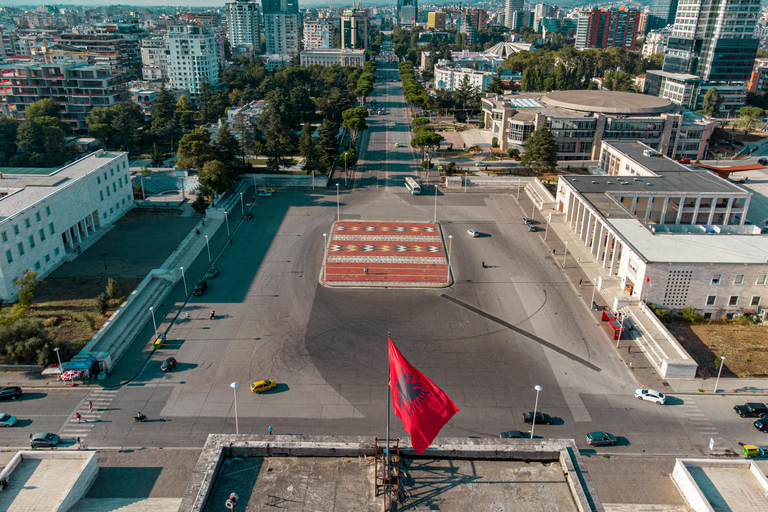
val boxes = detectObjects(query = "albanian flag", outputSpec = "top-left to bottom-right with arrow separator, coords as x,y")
389,336 -> 459,454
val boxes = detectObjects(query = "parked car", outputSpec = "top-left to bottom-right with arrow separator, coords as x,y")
257,192 -> 273,197
467,229 -> 480,238
758,158 -> 768,165
0,413 -> 17,427
30,432 -> 60,448
634,388 -> 666,405
244,212 -> 253,220
586,431 -> 617,446
204,268 -> 218,279
475,162 -> 488,168
733,403 -> 768,418
522,217 -> 532,224
754,418 -> 768,432
527,224 -> 537,232
160,357 -> 177,373
522,411 -> 553,424
500,430 -> 526,439
0,386 -> 21,400
192,280 -> 207,296
395,143 -> 401,147
250,379 -> 277,394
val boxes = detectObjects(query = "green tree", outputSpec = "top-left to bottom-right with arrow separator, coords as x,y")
317,119 -> 340,171
485,76 -> 504,94
342,108 -> 368,143
150,83 -> 179,146
14,269 -> 45,307
738,106 -> 764,135
603,70 -> 636,92
106,278 -> 118,299
176,127 -> 215,169
24,98 -> 62,123
175,95 -> 197,131
702,88 -> 723,118
198,159 -> 234,196
150,143 -> 162,164
411,131 -> 443,170
96,292 -> 109,315
0,116 -> 19,166
521,126 -> 558,172
215,122 -> 242,168
298,123 -> 323,173
0,317 -> 62,366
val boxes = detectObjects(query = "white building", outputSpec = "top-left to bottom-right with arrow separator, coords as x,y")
0,150 -> 132,300
226,0 -> 261,48
642,31 -> 666,58
434,64 -> 494,92
264,13 -> 300,58
140,37 -> 168,81
166,25 -> 219,98
557,140 -> 768,319
303,19 -> 334,50
300,48 -> 366,67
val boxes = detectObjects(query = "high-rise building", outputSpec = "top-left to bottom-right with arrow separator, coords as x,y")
140,37 -> 168,81
647,0 -> 678,32
504,0 -> 524,29
508,11 -> 534,32
226,0 -> 261,48
397,0 -> 418,27
663,0 -> 760,82
303,19 -> 334,50
53,33 -> 140,72
262,0 -> 298,14
341,8 -> 368,50
427,12 -> 446,30
166,25 -> 219,98
264,13 -> 300,58
575,8 -> 641,50
534,3 -> 556,19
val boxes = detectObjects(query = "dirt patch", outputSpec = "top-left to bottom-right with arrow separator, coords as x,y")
667,322 -> 768,378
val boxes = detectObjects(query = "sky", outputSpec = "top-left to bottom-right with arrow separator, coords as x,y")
1,0 -> 404,5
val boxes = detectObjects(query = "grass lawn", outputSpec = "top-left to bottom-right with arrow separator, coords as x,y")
668,321 -> 768,378
482,155 -> 500,162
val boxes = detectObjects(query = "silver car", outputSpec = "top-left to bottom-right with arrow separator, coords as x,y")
467,229 -> 480,238
635,388 -> 666,405
0,413 -> 17,427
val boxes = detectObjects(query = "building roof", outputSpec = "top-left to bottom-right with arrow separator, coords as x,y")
540,90 -> 673,114
645,69 -> 701,82
485,41 -> 534,58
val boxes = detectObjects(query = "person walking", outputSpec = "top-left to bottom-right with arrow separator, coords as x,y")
481,261 -> 485,268
268,426 -> 273,435
229,238 -> 233,245
75,413 -> 81,424
579,279 -> 582,287
627,344 -> 631,354
88,401 -> 93,412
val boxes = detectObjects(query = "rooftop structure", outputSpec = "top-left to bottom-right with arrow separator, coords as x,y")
482,91 -> 715,160
644,70 -> 748,113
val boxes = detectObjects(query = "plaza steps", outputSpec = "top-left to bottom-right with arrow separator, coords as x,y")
603,505 -> 692,512
75,497 -> 182,512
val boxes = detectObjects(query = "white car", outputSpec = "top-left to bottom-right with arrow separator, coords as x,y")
467,229 -> 479,238
635,388 -> 666,405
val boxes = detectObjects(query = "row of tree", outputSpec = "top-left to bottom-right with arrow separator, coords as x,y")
0,99 -> 76,167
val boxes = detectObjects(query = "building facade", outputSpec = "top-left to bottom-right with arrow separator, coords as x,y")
504,0 -> 524,29
341,8 -> 369,50
647,0 -> 678,32
264,13 -> 300,58
575,8 -> 641,50
0,62 -> 128,133
481,91 -> 716,160
140,37 -> 168,81
434,64 -> 494,92
166,25 -> 219,98
397,0 -> 418,27
748,58 -> 768,95
0,150 -> 132,301
53,33 -> 140,72
226,0 -> 261,49
303,19 -> 334,50
645,70 -> 747,113
427,12 -> 447,31
300,48 -> 365,67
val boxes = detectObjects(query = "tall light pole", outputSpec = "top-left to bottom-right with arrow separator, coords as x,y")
464,171 -> 468,193
54,347 -> 63,374
447,235 -> 453,281
149,306 -> 158,339
323,233 -> 327,282
180,266 -> 187,295
590,278 -> 597,310
344,152 -> 348,187
336,183 -> 340,224
517,178 -> 521,200
531,385 -> 543,439
205,235 -> 211,263
230,382 -> 239,434
544,215 -> 549,241
433,181 -> 438,223
225,211 -> 230,236
714,356 -> 726,393
562,242 -> 568,268
239,193 -> 244,216
312,171 -> 315,191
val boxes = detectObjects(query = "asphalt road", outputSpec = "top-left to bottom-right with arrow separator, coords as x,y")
2,65 -> 768,463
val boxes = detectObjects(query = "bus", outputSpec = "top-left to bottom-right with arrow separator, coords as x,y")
404,177 -> 421,195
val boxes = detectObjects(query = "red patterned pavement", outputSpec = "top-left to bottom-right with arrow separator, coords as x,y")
322,221 -> 451,287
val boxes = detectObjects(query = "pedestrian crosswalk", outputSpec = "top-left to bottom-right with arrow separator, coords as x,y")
679,399 -> 725,451
60,389 -> 119,442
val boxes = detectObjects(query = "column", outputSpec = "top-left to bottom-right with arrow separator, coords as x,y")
691,197 -> 701,225
644,197 -> 654,224
580,208 -> 590,241
724,197 -> 734,226
593,223 -> 604,257
676,196 -> 685,224
707,201 -> 716,225
602,232 -> 613,269
660,197 -> 669,225
630,197 -> 638,216
609,240 -> 620,275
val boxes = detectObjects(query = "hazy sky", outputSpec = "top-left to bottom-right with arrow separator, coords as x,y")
2,0 -> 401,6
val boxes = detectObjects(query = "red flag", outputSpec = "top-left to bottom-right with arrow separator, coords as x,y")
389,336 -> 458,454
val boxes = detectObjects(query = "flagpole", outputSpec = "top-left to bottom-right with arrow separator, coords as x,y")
386,332 -> 391,509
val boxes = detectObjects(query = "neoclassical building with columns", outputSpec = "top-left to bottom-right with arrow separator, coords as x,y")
556,141 -> 768,319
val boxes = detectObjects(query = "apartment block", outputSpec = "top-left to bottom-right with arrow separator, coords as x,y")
427,12 -> 446,31
140,37 -> 168,81
226,0 -> 261,49
575,8 -> 641,50
303,19 -> 334,50
341,8 -> 369,50
264,14 -> 300,58
166,25 -> 219,98
53,33 -> 140,72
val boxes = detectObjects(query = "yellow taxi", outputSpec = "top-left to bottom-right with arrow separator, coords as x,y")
395,143 -> 401,147
250,379 -> 277,394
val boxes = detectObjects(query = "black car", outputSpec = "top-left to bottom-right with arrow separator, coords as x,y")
161,357 -> 177,372
500,430 -> 526,439
733,403 -> 768,418
522,411 -> 553,424
755,419 -> 768,432
244,212 -> 253,220
192,280 -> 207,296
0,386 -> 21,400
759,158 -> 768,165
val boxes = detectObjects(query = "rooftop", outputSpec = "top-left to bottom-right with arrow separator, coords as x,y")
540,90 -> 673,114
301,48 -> 366,55
646,69 -> 702,82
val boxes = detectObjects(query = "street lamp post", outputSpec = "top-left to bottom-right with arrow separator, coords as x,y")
336,183 -> 340,224
180,266 -> 187,295
530,385 -> 543,438
312,171 -> 315,191
590,278 -> 597,310
240,193 -> 244,216
323,233 -> 327,282
617,314 -> 625,348
225,211 -> 230,236
544,216 -> 549,241
205,235 -> 211,263
149,306 -> 158,339
433,182 -> 438,223
230,382 -> 239,434
447,235 -> 453,281
714,356 -> 726,393
517,178 -> 520,200
464,171 -> 467,193
562,242 -> 568,268
54,347 -> 63,374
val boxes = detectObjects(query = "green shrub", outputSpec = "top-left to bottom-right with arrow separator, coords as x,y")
732,314 -> 754,325
681,307 -> 703,323
106,278 -> 118,299
96,293 -> 109,316
80,312 -> 97,330
491,137 -> 498,148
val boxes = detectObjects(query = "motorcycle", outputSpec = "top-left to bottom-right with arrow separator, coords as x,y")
134,414 -> 147,422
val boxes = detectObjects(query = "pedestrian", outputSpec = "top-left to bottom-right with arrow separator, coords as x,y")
268,426 -> 273,435
202,219 -> 205,226
553,249 -> 556,255
75,413 -> 81,424
229,238 -> 233,245
481,261 -> 485,268
577,257 -> 580,264
88,401 -> 93,412
579,278 -> 582,287
627,344 -> 631,354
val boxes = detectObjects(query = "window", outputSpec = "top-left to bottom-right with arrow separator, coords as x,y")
97,176 -> 101,184
48,222 -> 54,235
5,250 -> 11,264
751,296 -> 761,307
28,236 -> 34,249
54,247 -> 60,256
100,191 -> 104,201
734,274 -> 744,285
103,172 -> 107,180
1,232 -> 6,243
729,295 -> 739,306
109,207 -> 113,215
44,254 -> 50,263
46,206 -> 50,216
24,219 -> 30,228
113,183 -> 116,192
106,188 -> 110,197
706,295 -> 717,306
35,212 -> 40,222
13,225 -> 18,235
17,242 -> 23,256
758,275 -> 767,285
111,168 -> 114,176
34,261 -> 40,270
38,229 -> 45,242
712,274 -> 722,284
